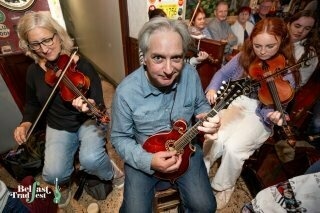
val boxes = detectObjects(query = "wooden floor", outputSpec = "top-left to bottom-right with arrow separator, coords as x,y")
0,79 -> 253,212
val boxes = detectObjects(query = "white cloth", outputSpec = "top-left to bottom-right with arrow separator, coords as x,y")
203,95 -> 271,191
249,172 -> 320,212
231,20 -> 254,49
293,40 -> 319,87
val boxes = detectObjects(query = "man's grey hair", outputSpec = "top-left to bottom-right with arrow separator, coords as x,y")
138,17 -> 192,57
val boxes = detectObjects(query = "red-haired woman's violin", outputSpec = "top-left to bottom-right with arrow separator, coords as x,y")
249,54 -> 296,148
249,54 -> 294,106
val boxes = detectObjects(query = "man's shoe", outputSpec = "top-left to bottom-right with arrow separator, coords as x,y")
84,176 -> 113,200
110,160 -> 124,189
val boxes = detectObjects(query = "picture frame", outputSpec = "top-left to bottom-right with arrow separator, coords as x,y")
0,0 -> 35,11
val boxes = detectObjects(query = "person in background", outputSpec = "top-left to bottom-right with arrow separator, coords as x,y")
139,8 -> 209,67
207,1 -> 237,54
287,10 -> 320,143
204,17 -> 297,209
111,17 -> 220,212
13,11 -> 123,208
189,7 -> 213,39
250,0 -> 273,25
287,10 -> 319,88
231,6 -> 254,50
148,8 -> 167,19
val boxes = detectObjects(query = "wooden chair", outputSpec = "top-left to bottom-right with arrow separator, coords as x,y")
194,39 -> 226,90
153,187 -> 180,213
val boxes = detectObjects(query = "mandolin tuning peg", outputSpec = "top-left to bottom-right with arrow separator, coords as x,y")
220,86 -> 225,90
222,81 -> 226,84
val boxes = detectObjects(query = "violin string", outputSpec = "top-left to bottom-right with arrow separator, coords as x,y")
251,56 -> 317,87
61,76 -> 101,116
47,50 -> 107,120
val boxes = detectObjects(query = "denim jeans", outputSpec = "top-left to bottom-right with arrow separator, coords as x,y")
120,145 -> 216,213
42,119 -> 113,184
305,160 -> 320,174
3,195 -> 29,213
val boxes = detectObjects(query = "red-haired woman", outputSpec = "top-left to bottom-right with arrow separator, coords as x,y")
204,17 -> 297,209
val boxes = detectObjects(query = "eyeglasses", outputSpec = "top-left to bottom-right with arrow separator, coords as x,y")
28,33 -> 56,50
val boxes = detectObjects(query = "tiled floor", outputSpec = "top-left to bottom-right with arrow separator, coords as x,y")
0,79 -> 252,212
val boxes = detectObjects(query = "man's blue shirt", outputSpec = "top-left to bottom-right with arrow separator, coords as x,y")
111,64 -> 211,174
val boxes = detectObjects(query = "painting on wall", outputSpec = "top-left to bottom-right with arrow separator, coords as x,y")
147,0 -> 186,20
0,0 -> 49,54
0,0 -> 35,11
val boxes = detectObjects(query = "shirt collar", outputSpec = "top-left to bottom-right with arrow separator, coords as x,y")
294,38 -> 307,46
140,67 -> 178,97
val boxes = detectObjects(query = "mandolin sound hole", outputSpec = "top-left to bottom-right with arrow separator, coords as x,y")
165,140 -> 184,154
165,140 -> 175,151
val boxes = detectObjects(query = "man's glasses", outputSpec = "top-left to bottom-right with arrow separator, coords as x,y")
28,33 -> 56,50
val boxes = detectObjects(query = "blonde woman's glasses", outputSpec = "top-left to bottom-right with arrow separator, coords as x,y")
28,33 -> 56,50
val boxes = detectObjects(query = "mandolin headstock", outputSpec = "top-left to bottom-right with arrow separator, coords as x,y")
214,78 -> 252,110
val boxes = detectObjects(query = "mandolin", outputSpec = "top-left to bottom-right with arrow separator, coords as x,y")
142,78 -> 251,182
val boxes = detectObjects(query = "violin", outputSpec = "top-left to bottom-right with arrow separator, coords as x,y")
249,54 -> 294,106
25,48 -> 109,142
44,51 -> 110,125
249,54 -> 296,147
45,54 -> 90,101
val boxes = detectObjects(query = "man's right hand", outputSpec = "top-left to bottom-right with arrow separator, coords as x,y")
151,151 -> 182,173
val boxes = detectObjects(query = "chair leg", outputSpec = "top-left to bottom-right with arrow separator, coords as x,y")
153,188 -> 181,213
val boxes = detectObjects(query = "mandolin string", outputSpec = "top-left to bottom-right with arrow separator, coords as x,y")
174,97 -> 226,151
174,79 -> 246,151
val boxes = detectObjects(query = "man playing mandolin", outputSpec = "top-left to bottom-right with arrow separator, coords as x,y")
111,17 -> 220,212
